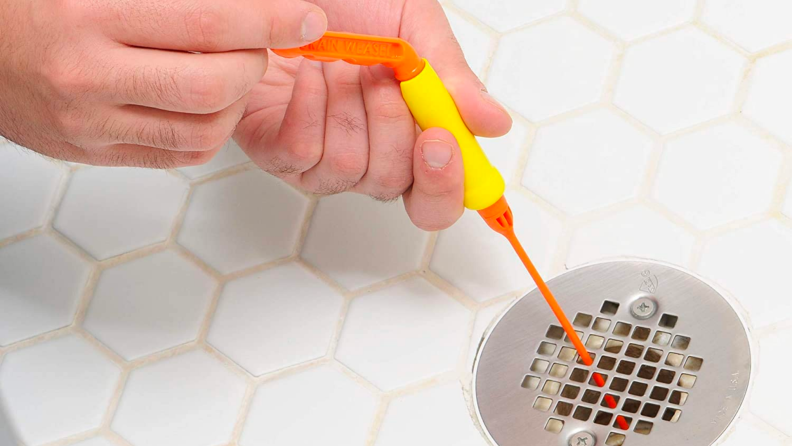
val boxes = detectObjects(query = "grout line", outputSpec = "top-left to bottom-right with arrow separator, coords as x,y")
420,269 -> 479,310
168,185 -> 194,241
419,231 -> 438,270
293,196 -> 318,255
1,326 -> 73,355
333,360 -> 386,397
42,165 -> 72,228
364,398 -> 391,446
189,162 -> 258,187
508,117 -> 537,189
692,21 -> 751,58
229,380 -> 257,443
0,227 -> 43,250
599,43 -> 627,103
570,10 -> 623,45
105,430 -> 134,446
71,265 -> 102,326
732,60 -> 757,113
74,328 -> 126,367
99,368 -> 131,429
196,280 -> 224,342
636,140 -> 666,198
693,0 -> 706,21
325,295 -> 352,358
500,10 -> 569,37
627,22 -> 693,47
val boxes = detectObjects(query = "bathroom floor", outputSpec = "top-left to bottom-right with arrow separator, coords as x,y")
2,1 -> 792,445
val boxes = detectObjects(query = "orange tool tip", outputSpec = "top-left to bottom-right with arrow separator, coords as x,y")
272,32 -> 425,81
477,195 -> 513,236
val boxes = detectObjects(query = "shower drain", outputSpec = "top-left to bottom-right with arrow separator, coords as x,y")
473,260 -> 751,446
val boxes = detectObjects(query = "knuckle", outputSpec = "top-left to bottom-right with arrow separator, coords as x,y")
373,173 -> 412,196
43,60 -> 92,99
190,120 -> 232,151
172,149 -> 217,167
187,72 -> 228,111
371,99 -> 410,123
327,152 -> 367,179
56,110 -> 88,140
184,6 -> 228,51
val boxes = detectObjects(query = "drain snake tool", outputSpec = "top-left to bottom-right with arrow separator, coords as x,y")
276,32 -> 627,430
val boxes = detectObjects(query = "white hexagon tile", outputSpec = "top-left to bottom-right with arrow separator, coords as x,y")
742,50 -> 792,144
0,142 -> 63,239
111,350 -> 246,446
208,262 -> 343,376
522,109 -> 653,215
430,191 -> 562,302
178,169 -> 308,274
83,250 -> 216,360
4,2 -> 792,446
578,0 -> 696,41
54,167 -> 188,260
302,194 -> 428,290
654,121 -> 782,229
489,16 -> 616,122
0,235 -> 91,346
240,365 -> 377,446
0,335 -> 120,445
614,27 -> 746,134
702,0 -> 792,52
335,277 -> 469,390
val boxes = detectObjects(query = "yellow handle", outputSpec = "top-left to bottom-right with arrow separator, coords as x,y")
400,61 -> 505,210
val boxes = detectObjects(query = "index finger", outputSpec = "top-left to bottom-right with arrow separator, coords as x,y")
99,0 -> 327,52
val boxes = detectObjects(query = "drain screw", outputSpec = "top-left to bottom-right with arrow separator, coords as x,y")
568,431 -> 596,446
630,296 -> 657,320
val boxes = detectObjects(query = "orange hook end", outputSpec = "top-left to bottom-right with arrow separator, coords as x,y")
272,32 -> 425,81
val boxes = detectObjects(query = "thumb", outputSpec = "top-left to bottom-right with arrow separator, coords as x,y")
403,127 -> 465,231
399,1 -> 512,137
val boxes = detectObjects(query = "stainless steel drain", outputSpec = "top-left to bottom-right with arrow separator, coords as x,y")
473,260 -> 751,446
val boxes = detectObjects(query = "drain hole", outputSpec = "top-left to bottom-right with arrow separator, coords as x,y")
594,411 -> 614,426
589,373 -> 609,386
564,330 -> 585,344
669,390 -> 688,406
616,360 -> 636,375
637,365 -> 657,380
625,343 -> 645,358
543,380 -> 561,395
652,331 -> 672,346
650,386 -> 669,402
632,326 -> 651,341
546,325 -> 565,340
521,375 -> 541,390
614,416 -> 633,430
555,401 -> 574,416
628,381 -> 648,397
544,418 -> 564,433
613,322 -> 632,336
606,433 -> 627,445
672,335 -> 691,350
644,348 -> 663,363
657,369 -> 676,384
601,301 -> 620,315
604,339 -> 624,354
538,341 -> 557,356
641,403 -> 660,418
531,359 -> 550,373
684,356 -> 704,372
586,335 -> 605,350
582,389 -> 602,404
576,352 -> 597,364
573,406 -> 593,421
574,313 -> 593,328
561,384 -> 581,399
678,373 -> 697,389
610,377 -> 629,392
622,398 -> 641,413
570,368 -> 590,383
659,313 -> 678,329
558,346 -> 577,362
598,356 -> 617,371
549,363 -> 569,378
635,420 -> 654,435
593,317 -> 612,332
534,396 -> 552,412
666,352 -> 684,367
602,393 -> 621,408
663,408 -> 683,423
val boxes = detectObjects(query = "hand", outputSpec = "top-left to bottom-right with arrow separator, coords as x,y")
0,0 -> 327,168
234,0 -> 512,231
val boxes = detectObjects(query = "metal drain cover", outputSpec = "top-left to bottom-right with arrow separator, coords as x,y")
473,260 -> 751,446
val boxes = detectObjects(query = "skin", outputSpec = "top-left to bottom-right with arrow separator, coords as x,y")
0,0 -> 511,230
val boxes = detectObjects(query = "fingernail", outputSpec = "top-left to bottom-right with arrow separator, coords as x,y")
302,11 -> 327,43
421,140 -> 453,169
480,88 -> 509,114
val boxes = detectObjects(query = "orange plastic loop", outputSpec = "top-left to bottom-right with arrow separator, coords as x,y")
272,32 -> 425,81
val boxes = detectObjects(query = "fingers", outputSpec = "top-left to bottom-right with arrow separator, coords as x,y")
101,0 -> 327,52
300,62 -> 370,195
403,127 -> 465,231
87,97 -> 247,151
352,65 -> 415,201
399,0 -> 512,137
67,143 -> 223,169
105,47 -> 267,114
243,59 -> 327,177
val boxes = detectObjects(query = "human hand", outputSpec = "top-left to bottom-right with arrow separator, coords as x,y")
234,0 -> 512,231
0,0 -> 326,167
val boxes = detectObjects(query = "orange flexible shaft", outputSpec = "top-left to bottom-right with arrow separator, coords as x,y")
480,197 -> 629,430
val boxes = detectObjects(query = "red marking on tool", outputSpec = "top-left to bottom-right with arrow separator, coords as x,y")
479,197 -> 629,431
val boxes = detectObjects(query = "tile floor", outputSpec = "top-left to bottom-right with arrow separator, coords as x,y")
2,1 -> 792,445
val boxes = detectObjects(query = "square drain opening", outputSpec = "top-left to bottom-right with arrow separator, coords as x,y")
601,301 -> 620,315
606,432 -> 626,446
594,411 -> 614,426
574,313 -> 593,328
604,339 -> 624,354
545,418 -> 564,434
561,384 -> 581,399
593,317 -> 612,332
555,401 -> 574,416
573,406 -> 593,422
659,313 -> 678,329
663,408 -> 683,423
634,420 -> 654,435
521,375 -> 540,390
538,341 -> 557,356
